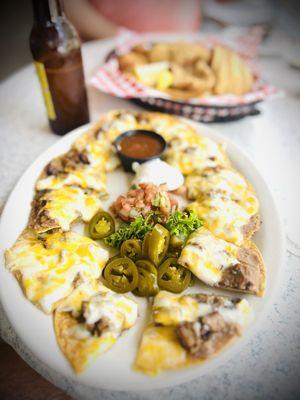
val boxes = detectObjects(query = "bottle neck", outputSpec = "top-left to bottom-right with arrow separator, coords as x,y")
32,0 -> 64,24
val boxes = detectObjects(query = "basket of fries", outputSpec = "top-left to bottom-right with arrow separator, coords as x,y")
90,30 -> 281,122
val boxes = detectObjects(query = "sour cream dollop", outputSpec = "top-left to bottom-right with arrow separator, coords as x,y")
132,159 -> 184,191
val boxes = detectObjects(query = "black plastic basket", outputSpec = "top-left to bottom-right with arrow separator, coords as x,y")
132,97 -> 261,123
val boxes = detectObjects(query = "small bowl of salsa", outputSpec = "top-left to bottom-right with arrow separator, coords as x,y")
114,130 -> 166,172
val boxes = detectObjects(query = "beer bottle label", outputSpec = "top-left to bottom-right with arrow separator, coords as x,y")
34,61 -> 56,120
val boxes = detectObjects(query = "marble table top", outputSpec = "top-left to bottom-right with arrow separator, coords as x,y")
0,29 -> 299,400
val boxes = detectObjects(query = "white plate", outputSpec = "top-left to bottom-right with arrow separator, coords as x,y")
0,119 -> 284,391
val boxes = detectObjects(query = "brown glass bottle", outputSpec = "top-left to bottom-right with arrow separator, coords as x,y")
30,0 -> 89,135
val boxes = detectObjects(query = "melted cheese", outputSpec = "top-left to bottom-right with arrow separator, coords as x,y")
153,291 -> 199,325
55,282 -> 137,372
164,135 -> 229,175
187,194 -> 255,245
149,116 -> 199,144
101,111 -> 138,143
199,168 -> 249,197
134,324 -> 187,376
153,291 -> 253,328
96,110 -> 206,150
34,186 -> 102,232
136,292 -> 253,375
5,230 -> 109,313
178,227 -> 238,286
60,282 -> 137,343
36,166 -> 107,193
218,299 -> 253,327
186,166 -> 258,206
57,281 -> 102,314
83,291 -> 138,331
73,133 -> 120,172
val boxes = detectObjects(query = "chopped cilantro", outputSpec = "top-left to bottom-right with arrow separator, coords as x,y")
104,215 -> 154,248
165,210 -> 202,242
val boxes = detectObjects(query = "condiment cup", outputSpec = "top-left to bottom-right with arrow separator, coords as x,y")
114,130 -> 166,172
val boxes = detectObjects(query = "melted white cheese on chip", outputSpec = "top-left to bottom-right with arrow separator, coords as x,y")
101,111 -> 138,143
217,299 -> 253,327
35,186 -> 102,232
178,227 -> 238,286
200,168 -> 249,197
73,133 -> 120,172
58,282 -> 137,339
5,230 -> 109,313
153,291 -> 253,328
57,281 -> 102,315
164,135 -> 229,175
153,291 -> 199,325
148,115 -> 199,144
83,291 -> 138,332
186,167 -> 259,213
187,194 -> 255,245
36,166 -> 107,193
134,324 -> 187,375
55,282 -> 137,370
135,292 -> 253,375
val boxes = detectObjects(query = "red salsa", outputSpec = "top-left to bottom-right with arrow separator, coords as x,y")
119,133 -> 163,158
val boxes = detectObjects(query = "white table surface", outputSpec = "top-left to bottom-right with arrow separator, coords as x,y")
0,30 -> 300,400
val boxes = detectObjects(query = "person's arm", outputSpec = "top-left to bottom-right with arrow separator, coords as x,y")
64,0 -> 118,40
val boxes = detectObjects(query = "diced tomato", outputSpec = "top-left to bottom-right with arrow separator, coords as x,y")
111,183 -> 178,222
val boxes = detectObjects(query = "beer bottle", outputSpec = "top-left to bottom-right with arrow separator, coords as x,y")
30,0 -> 89,135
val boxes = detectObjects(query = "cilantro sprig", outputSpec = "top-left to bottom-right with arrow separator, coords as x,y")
104,210 -> 201,249
165,210 -> 202,242
104,215 -> 154,248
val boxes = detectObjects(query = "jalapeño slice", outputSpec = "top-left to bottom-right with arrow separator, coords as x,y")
133,268 -> 159,297
157,257 -> 191,293
88,211 -> 115,240
103,257 -> 138,293
148,224 -> 170,266
120,239 -> 142,260
136,259 -> 157,276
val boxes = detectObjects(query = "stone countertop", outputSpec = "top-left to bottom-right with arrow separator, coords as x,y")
0,29 -> 299,400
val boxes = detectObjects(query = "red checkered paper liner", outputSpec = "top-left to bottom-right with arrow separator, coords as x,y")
90,29 -> 282,106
